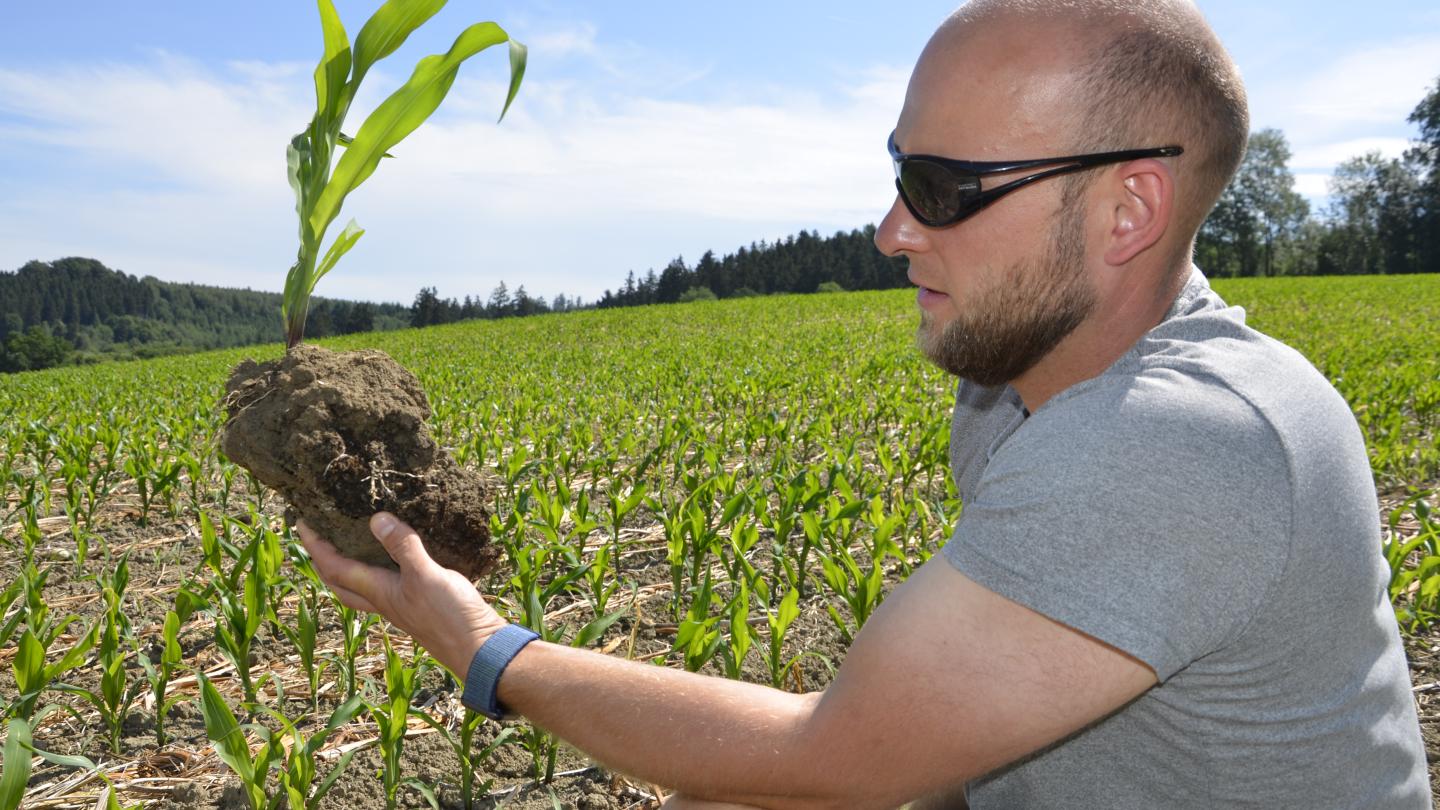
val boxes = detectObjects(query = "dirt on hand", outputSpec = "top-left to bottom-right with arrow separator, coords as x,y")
219,344 -> 497,578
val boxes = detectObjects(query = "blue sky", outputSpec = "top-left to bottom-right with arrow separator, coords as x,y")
2,1 -> 1438,306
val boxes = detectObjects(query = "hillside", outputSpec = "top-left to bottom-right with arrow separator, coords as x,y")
0,257 -> 408,370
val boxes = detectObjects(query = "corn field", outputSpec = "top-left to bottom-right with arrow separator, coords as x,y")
0,276 -> 1437,809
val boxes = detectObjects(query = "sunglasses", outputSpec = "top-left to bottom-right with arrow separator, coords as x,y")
888,131 -> 1183,228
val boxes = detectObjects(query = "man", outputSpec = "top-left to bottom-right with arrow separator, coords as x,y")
300,0 -> 1431,807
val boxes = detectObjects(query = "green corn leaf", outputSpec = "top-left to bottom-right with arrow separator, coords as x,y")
336,132 -> 393,158
500,39 -> 526,122
1,719 -> 33,810
286,135 -> 309,221
311,748 -> 358,806
197,675 -> 255,784
308,21 -> 514,242
572,608 -> 627,648
310,219 -> 365,292
350,0 -> 448,86
313,0 -> 353,134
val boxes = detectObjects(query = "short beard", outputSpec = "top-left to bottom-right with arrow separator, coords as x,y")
917,205 -> 1095,387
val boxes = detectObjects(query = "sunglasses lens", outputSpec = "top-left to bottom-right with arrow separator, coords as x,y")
898,159 -> 979,226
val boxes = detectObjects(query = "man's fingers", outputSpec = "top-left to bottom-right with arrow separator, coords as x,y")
302,528 -> 396,603
328,582 -> 379,614
371,512 -> 438,573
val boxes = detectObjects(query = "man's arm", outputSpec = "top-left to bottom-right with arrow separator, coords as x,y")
302,515 -> 1156,810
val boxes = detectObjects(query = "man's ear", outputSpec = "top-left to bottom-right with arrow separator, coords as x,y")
1102,158 -> 1175,266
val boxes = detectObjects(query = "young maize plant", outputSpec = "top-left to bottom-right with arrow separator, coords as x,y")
759,585 -> 804,690
197,674 -> 286,810
279,551 -> 328,711
415,709 -> 515,810
1385,494 -> 1440,631
61,556 -> 141,753
369,636 -> 426,810
0,719 -> 30,810
10,617 -> 97,723
674,574 -> 724,674
279,0 -> 525,346
258,695 -> 366,810
333,603 -> 375,702
213,565 -> 268,707
1,717 -> 137,810
136,585 -> 203,747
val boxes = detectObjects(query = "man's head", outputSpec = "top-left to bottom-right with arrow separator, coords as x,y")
877,0 -> 1248,388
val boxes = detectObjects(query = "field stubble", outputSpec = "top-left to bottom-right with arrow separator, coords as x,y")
0,275 -> 1436,808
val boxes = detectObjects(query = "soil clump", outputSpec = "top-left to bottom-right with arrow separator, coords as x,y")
220,344 -> 496,578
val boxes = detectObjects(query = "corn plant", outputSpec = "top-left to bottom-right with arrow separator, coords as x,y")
136,585 -> 203,747
280,552 -> 328,711
258,696 -> 365,810
1385,493 -> 1440,631
333,603 -> 375,702
213,567 -> 267,706
758,584 -> 802,689
415,710 -> 514,810
369,636 -> 426,810
61,556 -> 141,753
197,674 -> 285,810
280,0 -> 525,347
2,715 -> 140,810
0,718 -> 31,810
9,619 -> 97,723
720,580 -> 757,681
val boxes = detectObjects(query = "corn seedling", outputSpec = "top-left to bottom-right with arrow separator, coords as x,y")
2,714 -> 142,810
369,636 -> 426,810
258,695 -> 365,810
759,585 -> 802,689
280,554 -> 328,711
416,710 -> 515,810
197,674 -> 285,810
61,556 -> 141,753
333,603 -> 375,701
674,574 -> 724,674
1386,493 -> 1440,631
10,620 -> 97,723
279,0 -> 525,346
213,567 -> 267,706
0,718 -> 31,810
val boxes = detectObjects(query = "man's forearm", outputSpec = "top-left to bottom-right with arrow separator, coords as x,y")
496,641 -> 845,809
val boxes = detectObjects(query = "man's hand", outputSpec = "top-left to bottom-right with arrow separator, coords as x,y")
297,513 -> 508,676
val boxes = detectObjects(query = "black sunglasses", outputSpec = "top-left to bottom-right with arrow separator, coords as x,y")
888,131 -> 1183,228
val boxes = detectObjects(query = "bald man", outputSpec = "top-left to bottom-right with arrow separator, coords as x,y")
299,1 -> 1431,807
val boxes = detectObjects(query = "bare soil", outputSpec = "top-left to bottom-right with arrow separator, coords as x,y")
220,345 -> 496,579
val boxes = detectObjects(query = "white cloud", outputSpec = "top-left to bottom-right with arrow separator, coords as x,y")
0,50 -> 907,302
1288,36 -> 1440,130
524,22 -> 599,59
1292,172 -> 1331,199
1290,137 -> 1413,170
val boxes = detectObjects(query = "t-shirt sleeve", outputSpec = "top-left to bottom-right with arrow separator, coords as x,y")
942,370 -> 1294,682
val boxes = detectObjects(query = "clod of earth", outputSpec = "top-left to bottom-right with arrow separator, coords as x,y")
220,344 -> 496,578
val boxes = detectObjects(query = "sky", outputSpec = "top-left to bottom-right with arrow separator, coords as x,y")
2,1 -> 1438,306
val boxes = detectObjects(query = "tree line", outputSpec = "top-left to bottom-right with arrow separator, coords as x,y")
0,257 -> 408,372
1196,75 -> 1439,277
407,225 -> 909,330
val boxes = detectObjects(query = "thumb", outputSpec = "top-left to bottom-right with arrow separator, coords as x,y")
371,512 -> 437,572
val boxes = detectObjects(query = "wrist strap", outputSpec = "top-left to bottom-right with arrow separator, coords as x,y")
461,623 -> 539,720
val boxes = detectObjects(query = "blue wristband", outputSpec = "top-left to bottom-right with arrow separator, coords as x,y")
461,623 -> 539,720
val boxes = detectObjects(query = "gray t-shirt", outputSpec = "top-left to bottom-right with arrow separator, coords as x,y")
944,269 -> 1429,808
